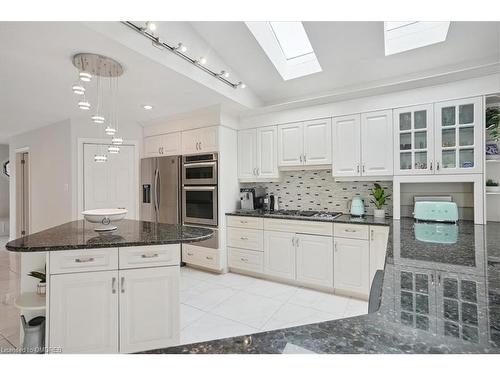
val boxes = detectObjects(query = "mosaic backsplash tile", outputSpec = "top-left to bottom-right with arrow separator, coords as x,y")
241,169 -> 393,216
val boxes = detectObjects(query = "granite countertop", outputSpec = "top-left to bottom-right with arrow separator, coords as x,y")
149,218 -> 500,354
6,219 -> 214,252
226,210 -> 392,226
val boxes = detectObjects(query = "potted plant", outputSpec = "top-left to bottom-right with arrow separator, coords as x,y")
28,268 -> 46,295
371,183 -> 391,218
486,179 -> 500,193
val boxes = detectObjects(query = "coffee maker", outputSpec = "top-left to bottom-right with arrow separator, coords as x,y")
240,187 -> 265,210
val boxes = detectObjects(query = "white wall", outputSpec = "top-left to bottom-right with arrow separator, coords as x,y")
0,144 -> 9,219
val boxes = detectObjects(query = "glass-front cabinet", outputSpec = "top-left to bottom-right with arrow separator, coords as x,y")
394,104 -> 434,175
394,97 -> 483,175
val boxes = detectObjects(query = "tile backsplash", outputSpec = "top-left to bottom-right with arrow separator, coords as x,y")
241,169 -> 393,216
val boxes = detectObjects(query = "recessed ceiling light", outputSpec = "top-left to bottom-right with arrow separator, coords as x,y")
146,22 -> 157,32
198,57 -> 207,65
143,105 -> 153,110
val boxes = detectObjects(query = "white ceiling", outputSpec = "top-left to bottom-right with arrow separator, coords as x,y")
190,21 -> 500,105
0,22 -> 245,143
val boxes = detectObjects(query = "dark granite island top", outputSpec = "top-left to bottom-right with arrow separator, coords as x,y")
5,219 -> 214,252
147,219 -> 500,354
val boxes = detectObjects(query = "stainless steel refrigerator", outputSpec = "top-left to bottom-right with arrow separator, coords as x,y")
140,156 -> 181,224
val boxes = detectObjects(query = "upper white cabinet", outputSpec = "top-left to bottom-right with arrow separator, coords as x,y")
182,126 -> 219,155
238,126 -> 278,181
394,97 -> 483,175
394,104 -> 434,175
144,132 -> 181,157
361,110 -> 393,176
332,111 -> 392,177
278,118 -> 332,167
434,97 -> 483,174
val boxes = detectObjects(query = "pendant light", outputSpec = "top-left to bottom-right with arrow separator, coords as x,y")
72,84 -> 85,95
94,154 -> 107,162
78,98 -> 91,110
91,76 -> 105,124
108,145 -> 120,154
79,71 -> 92,82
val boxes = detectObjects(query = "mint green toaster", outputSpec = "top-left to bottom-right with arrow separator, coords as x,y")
414,201 -> 458,222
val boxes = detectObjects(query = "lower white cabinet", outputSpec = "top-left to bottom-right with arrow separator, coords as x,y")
334,237 -> 370,298
119,267 -> 179,353
263,230 -> 296,280
49,271 -> 119,354
296,234 -> 333,288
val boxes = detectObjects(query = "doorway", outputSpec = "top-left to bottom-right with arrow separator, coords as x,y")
15,151 -> 29,237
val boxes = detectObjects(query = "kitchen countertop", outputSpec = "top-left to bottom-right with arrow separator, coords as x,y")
226,210 -> 392,226
5,219 -> 214,252
147,218 -> 500,354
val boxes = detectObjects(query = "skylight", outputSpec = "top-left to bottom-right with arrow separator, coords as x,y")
246,21 -> 322,81
384,21 -> 451,56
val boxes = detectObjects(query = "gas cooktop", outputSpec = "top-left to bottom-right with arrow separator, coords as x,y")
269,210 -> 343,219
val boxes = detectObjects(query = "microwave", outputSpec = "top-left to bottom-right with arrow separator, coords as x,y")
182,153 -> 218,185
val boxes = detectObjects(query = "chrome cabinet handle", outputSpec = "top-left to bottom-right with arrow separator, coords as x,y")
195,142 -> 199,150
437,274 -> 441,286
292,237 -> 295,246
75,257 -> 94,263
256,168 -> 259,175
357,164 -> 360,173
296,237 -> 299,247
240,220 -> 248,224
240,237 -> 249,240
112,277 -> 117,294
437,162 -> 440,170
199,142 -> 202,150
187,252 -> 194,256
141,253 -> 159,259
362,164 -> 365,173
431,274 -> 435,285
334,242 -> 338,252
345,228 -> 357,233
120,277 -> 125,293
206,256 -> 213,260
240,258 -> 249,262
299,154 -> 303,163
371,229 -> 374,241
304,154 -> 307,163
430,161 -> 433,170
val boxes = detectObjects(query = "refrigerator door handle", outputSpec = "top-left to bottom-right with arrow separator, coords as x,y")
154,168 -> 160,221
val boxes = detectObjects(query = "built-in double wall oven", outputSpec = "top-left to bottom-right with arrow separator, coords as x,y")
182,153 -> 218,227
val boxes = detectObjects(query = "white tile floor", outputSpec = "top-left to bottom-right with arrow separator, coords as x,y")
179,267 -> 368,345
0,238 -> 368,350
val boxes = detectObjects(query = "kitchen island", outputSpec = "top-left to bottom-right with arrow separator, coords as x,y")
6,219 -> 214,354
147,218 -> 500,354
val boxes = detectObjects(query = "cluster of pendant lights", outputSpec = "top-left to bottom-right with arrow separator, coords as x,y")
72,61 -> 123,163
134,22 -> 246,89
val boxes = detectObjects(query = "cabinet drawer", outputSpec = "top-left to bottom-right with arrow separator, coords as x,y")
49,248 -> 118,275
228,247 -> 264,273
264,218 -> 333,236
182,245 -> 220,270
227,227 -> 263,251
119,245 -> 180,269
227,216 -> 263,230
334,223 -> 369,240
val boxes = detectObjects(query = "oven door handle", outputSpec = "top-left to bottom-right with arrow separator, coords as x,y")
183,186 -> 216,191
184,162 -> 217,168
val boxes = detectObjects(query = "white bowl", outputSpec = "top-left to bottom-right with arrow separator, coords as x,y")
82,208 -> 128,231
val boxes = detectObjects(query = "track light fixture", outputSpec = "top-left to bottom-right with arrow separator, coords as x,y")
122,21 -> 247,90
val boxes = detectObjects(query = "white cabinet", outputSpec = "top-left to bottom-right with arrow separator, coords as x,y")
434,97 -> 483,174
296,234 -> 333,288
334,237 -> 370,298
182,126 -> 219,155
119,267 -> 179,353
144,133 -> 181,157
332,111 -> 393,177
50,271 -> 119,354
394,97 -> 483,176
238,126 -> 278,180
263,230 -> 296,280
361,110 -> 393,176
332,115 -> 361,177
278,119 -> 331,167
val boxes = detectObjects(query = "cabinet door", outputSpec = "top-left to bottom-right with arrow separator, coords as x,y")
395,267 -> 437,333
49,271 -> 119,353
257,126 -> 279,178
393,105 -> 434,175
361,110 -> 393,176
434,97 -> 483,174
278,122 -> 304,166
119,267 -> 180,353
199,126 -> 219,153
144,135 -> 162,157
369,226 -> 389,284
238,129 -> 257,180
303,118 -> 332,165
333,237 -> 369,297
436,272 -> 488,345
263,230 -> 296,280
296,234 -> 333,288
160,132 -> 181,156
332,115 -> 361,177
181,129 -> 199,155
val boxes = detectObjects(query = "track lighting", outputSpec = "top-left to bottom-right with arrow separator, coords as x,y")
94,155 -> 107,162
91,115 -> 105,124
145,21 -> 157,32
111,137 -> 123,145
78,100 -> 91,110
79,72 -> 91,82
108,145 -> 120,154
175,42 -> 187,53
72,84 -> 85,95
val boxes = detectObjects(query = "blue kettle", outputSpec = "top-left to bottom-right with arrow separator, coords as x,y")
349,197 -> 365,217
